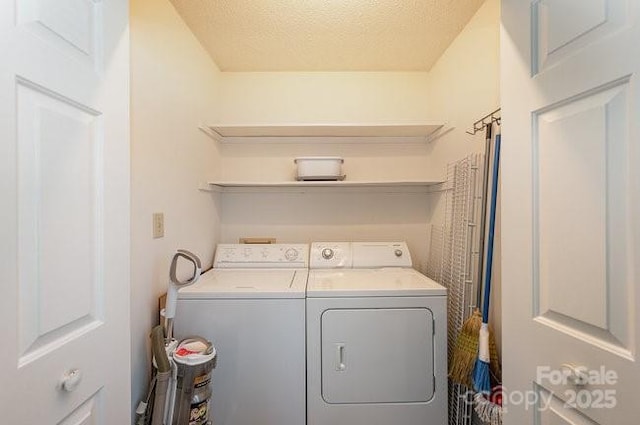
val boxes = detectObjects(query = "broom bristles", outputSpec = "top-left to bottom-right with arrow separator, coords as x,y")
461,309 -> 483,334
448,309 -> 482,386
489,328 -> 501,383
449,346 -> 477,386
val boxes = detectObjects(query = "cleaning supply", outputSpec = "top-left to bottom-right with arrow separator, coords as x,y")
136,325 -> 169,425
473,133 -> 501,395
476,123 -> 493,309
171,338 -> 216,425
136,249 -> 217,425
150,325 -> 173,425
474,391 -> 503,425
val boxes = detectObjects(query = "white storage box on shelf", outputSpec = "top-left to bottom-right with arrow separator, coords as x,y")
294,157 -> 344,181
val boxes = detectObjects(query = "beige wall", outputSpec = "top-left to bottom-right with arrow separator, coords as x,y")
426,0 -> 501,169
214,1 -> 500,280
130,0 -> 222,412
217,71 -> 431,124
213,72 -> 438,268
220,189 -> 438,273
219,141 -> 439,183
216,71 -> 436,182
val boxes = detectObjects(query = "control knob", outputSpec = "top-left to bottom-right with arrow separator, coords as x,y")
322,248 -> 334,260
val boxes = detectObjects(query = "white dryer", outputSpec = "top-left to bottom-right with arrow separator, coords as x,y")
175,243 -> 308,425
306,242 -> 447,425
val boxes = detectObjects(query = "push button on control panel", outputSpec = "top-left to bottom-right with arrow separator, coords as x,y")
284,248 -> 299,261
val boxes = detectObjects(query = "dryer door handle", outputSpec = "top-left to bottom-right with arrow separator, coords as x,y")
335,343 -> 346,371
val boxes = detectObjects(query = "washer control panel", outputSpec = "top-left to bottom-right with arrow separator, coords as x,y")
214,244 -> 309,268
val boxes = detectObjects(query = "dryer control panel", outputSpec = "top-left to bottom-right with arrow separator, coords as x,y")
214,244 -> 309,268
352,242 -> 412,268
310,242 -> 352,268
310,242 -> 412,269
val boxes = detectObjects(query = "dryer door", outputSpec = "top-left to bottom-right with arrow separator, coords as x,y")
321,308 -> 434,404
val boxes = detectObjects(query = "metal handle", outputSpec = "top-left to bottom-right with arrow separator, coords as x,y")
61,369 -> 82,392
336,344 -> 346,371
561,363 -> 588,386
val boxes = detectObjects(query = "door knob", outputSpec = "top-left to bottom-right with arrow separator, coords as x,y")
61,369 -> 83,392
561,363 -> 588,386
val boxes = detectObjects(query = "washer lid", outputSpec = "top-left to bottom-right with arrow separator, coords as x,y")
178,269 -> 308,299
306,268 -> 446,297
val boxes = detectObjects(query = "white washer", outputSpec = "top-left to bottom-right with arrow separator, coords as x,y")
306,242 -> 447,425
175,243 -> 308,425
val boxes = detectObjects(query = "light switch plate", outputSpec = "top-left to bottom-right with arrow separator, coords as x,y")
153,213 -> 164,239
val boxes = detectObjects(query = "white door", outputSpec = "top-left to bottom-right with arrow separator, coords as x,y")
502,1 -> 639,424
0,1 -> 130,424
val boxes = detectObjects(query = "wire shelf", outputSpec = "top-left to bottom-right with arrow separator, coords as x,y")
427,153 -> 485,425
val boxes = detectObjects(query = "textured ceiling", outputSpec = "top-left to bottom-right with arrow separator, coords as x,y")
169,0 -> 486,72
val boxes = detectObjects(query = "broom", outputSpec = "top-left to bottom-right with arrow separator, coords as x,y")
449,311 -> 501,387
473,132 -> 501,395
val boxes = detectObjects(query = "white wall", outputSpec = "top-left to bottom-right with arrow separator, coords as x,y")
426,0 -> 502,356
130,0 -> 222,412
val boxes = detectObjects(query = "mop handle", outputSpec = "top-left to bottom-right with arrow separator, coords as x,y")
476,124 -> 493,309
482,133 -> 501,323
